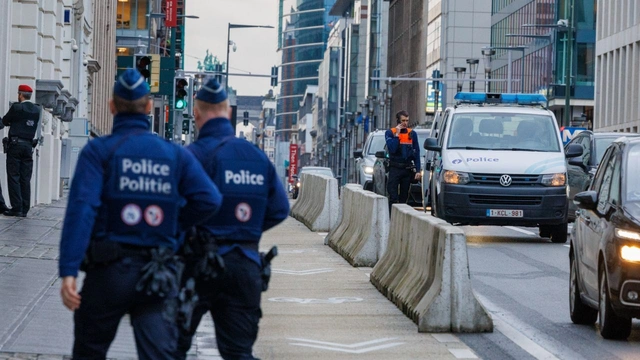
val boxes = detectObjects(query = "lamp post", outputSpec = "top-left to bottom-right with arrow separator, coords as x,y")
482,46 -> 526,93
481,48 -> 496,92
226,23 -> 275,93
466,59 -> 479,92
506,33 -> 553,107
454,67 -> 466,93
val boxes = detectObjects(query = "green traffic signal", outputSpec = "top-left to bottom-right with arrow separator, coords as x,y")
175,98 -> 186,109
174,77 -> 188,111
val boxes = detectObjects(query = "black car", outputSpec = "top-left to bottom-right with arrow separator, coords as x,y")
372,128 -> 430,206
570,137 -> 640,339
565,131 -> 640,221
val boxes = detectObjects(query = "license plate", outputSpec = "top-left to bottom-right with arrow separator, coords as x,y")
486,209 -> 523,217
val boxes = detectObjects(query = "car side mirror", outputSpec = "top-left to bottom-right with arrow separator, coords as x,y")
574,190 -> 598,211
375,150 -> 386,158
565,144 -> 583,158
353,149 -> 363,158
424,138 -> 441,152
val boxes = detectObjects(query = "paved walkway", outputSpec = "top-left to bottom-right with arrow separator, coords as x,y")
0,199 -> 479,359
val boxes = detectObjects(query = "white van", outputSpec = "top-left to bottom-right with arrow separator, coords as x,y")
424,93 -> 583,243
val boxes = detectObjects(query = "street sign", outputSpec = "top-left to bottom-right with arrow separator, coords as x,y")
165,0 -> 177,27
560,126 -> 586,145
289,144 -> 298,184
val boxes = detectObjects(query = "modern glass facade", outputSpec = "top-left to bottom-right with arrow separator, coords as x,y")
277,0 -> 337,140
491,0 -> 595,124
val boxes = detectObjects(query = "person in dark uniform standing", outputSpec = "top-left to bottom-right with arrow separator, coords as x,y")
1,84 -> 42,217
385,110 -> 421,213
176,78 -> 290,359
58,69 -> 223,359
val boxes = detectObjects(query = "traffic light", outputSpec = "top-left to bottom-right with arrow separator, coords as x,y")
182,118 -> 190,135
173,77 -> 188,110
214,64 -> 223,84
135,55 -> 152,81
270,66 -> 278,87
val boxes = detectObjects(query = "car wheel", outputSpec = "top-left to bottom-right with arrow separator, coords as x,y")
598,268 -> 632,339
292,190 -> 298,199
570,254 -> 598,324
549,223 -> 568,243
364,182 -> 373,192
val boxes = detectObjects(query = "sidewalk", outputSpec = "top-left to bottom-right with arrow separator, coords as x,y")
0,199 -> 479,359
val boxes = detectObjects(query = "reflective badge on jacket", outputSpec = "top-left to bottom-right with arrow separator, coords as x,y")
106,155 -> 179,235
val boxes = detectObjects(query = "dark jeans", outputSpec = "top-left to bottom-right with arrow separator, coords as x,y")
387,166 -> 413,214
6,143 -> 33,214
177,249 -> 263,360
73,256 -> 179,360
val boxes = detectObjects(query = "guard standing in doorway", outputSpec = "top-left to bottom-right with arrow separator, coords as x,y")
176,78 -> 290,359
385,110 -> 421,213
59,69 -> 223,359
2,84 -> 42,217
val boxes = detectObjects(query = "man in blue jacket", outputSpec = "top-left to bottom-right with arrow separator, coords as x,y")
58,69 -> 223,359
176,78 -> 290,359
385,110 -> 421,213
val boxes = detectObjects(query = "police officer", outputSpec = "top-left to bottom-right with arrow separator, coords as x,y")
58,69 -> 223,359
1,84 -> 42,217
176,78 -> 290,359
385,110 -> 421,213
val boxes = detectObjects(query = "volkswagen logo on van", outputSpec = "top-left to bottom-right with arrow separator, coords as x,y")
499,175 -> 512,187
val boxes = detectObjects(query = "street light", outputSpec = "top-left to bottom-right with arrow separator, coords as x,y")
454,67 -> 466,93
226,23 -> 275,93
523,18 -> 573,127
481,48 -> 496,92
482,46 -> 526,93
466,59 -> 479,92
506,33 -> 554,108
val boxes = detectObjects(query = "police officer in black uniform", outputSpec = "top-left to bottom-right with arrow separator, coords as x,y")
176,78 -> 290,359
1,84 -> 42,217
58,69 -> 223,359
385,110 -> 421,213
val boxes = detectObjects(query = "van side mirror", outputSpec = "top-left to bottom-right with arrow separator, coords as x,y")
353,149 -> 363,158
375,150 -> 386,158
424,138 -> 441,152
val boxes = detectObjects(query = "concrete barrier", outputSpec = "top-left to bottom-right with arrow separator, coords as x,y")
289,173 -> 339,232
326,184 -> 389,267
370,204 -> 492,333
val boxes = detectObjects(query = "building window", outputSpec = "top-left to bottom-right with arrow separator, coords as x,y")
577,43 -> 595,85
64,9 -> 71,24
117,0 -> 148,30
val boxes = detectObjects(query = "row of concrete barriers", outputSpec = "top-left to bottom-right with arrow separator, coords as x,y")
289,174 -> 493,333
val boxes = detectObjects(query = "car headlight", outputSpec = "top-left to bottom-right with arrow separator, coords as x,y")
364,166 -> 374,174
621,245 -> 640,262
296,182 -> 301,187
541,173 -> 565,186
616,228 -> 640,241
443,170 -> 469,185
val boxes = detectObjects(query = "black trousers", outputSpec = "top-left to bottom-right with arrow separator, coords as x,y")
387,166 -> 413,213
177,249 -> 263,360
6,143 -> 33,214
73,256 -> 179,359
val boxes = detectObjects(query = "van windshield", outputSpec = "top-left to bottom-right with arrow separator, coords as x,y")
447,113 -> 561,152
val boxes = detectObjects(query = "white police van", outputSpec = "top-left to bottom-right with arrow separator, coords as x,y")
424,92 -> 583,243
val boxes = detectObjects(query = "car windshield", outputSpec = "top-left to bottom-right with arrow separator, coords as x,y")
625,144 -> 640,203
300,168 -> 334,178
447,113 -> 561,152
367,135 -> 386,155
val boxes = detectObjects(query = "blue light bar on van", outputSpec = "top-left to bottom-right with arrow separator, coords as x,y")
454,92 -> 547,106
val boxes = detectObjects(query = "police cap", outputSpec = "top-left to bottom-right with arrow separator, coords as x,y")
195,78 -> 227,104
114,68 -> 150,101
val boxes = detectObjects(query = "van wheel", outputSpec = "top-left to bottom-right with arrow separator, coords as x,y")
548,223 -> 568,243
599,268 -> 632,339
570,255 -> 597,324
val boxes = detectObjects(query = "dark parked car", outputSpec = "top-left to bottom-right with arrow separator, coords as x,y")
372,128 -> 430,206
291,166 -> 335,199
565,131 -> 640,221
570,137 -> 640,339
